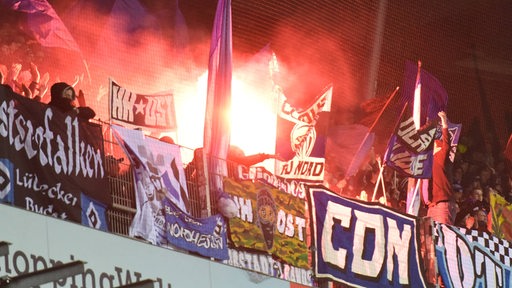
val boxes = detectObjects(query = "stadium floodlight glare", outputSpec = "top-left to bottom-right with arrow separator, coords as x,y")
0,260 -> 85,288
115,279 -> 156,288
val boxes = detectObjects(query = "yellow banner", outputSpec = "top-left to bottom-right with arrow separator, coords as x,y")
490,192 -> 512,242
224,178 -> 309,268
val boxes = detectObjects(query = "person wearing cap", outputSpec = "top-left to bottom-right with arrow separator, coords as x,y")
48,82 -> 96,121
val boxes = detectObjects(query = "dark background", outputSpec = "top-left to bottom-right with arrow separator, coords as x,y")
182,0 -> 512,147
2,0 -> 511,151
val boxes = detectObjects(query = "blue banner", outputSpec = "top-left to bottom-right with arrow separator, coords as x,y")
309,186 -> 427,287
384,134 -> 434,178
163,197 -> 228,260
384,104 -> 436,178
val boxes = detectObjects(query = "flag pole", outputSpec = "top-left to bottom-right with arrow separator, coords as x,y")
82,58 -> 92,84
413,60 -> 422,129
407,179 -> 421,214
369,86 -> 400,132
203,0 -> 233,217
371,157 -> 387,203
344,86 -> 399,179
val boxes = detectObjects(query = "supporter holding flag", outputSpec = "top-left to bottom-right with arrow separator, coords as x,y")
384,61 -> 454,218
426,111 -> 456,225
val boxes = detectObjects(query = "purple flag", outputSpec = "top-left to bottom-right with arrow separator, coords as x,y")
447,121 -> 462,163
326,124 -> 372,178
402,61 -> 448,125
203,0 -> 232,200
3,0 -> 81,52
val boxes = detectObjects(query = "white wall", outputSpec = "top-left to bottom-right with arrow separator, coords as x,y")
0,204 -> 289,288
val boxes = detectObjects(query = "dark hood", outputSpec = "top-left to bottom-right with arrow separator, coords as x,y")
49,82 -> 75,112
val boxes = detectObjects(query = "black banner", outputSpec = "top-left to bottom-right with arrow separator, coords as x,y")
109,80 -> 176,129
0,85 -> 108,224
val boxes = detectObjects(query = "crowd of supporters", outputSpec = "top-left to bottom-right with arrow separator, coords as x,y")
327,130 -> 512,234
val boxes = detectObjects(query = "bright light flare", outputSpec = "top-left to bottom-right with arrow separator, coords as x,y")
175,71 -> 277,161
230,77 -> 276,156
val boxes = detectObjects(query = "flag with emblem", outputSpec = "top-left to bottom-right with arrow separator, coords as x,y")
0,158 -> 15,204
81,193 -> 108,231
274,85 -> 332,183
111,125 -> 189,245
111,125 -> 189,213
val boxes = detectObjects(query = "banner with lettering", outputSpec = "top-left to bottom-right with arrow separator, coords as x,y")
308,186 -> 427,287
0,86 -> 108,225
223,248 -> 314,286
435,223 -> 512,287
111,125 -> 190,245
275,85 -> 332,182
109,79 -> 176,130
163,197 -> 228,260
224,177 -> 309,269
383,104 -> 437,178
249,166 -> 308,200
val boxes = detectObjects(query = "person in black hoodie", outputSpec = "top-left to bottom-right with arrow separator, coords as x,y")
48,82 -> 95,121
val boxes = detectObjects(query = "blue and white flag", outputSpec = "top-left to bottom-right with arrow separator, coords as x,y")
163,197 -> 228,260
275,85 -> 332,182
203,0 -> 233,206
384,103 -> 437,178
308,186 -> 427,288
446,122 -> 462,163
435,223 -> 512,288
111,125 -> 189,245
401,61 -> 448,129
81,193 -> 108,231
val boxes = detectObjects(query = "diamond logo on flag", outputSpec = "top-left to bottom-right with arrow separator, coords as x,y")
81,193 -> 108,231
0,160 -> 13,201
86,201 -> 101,229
